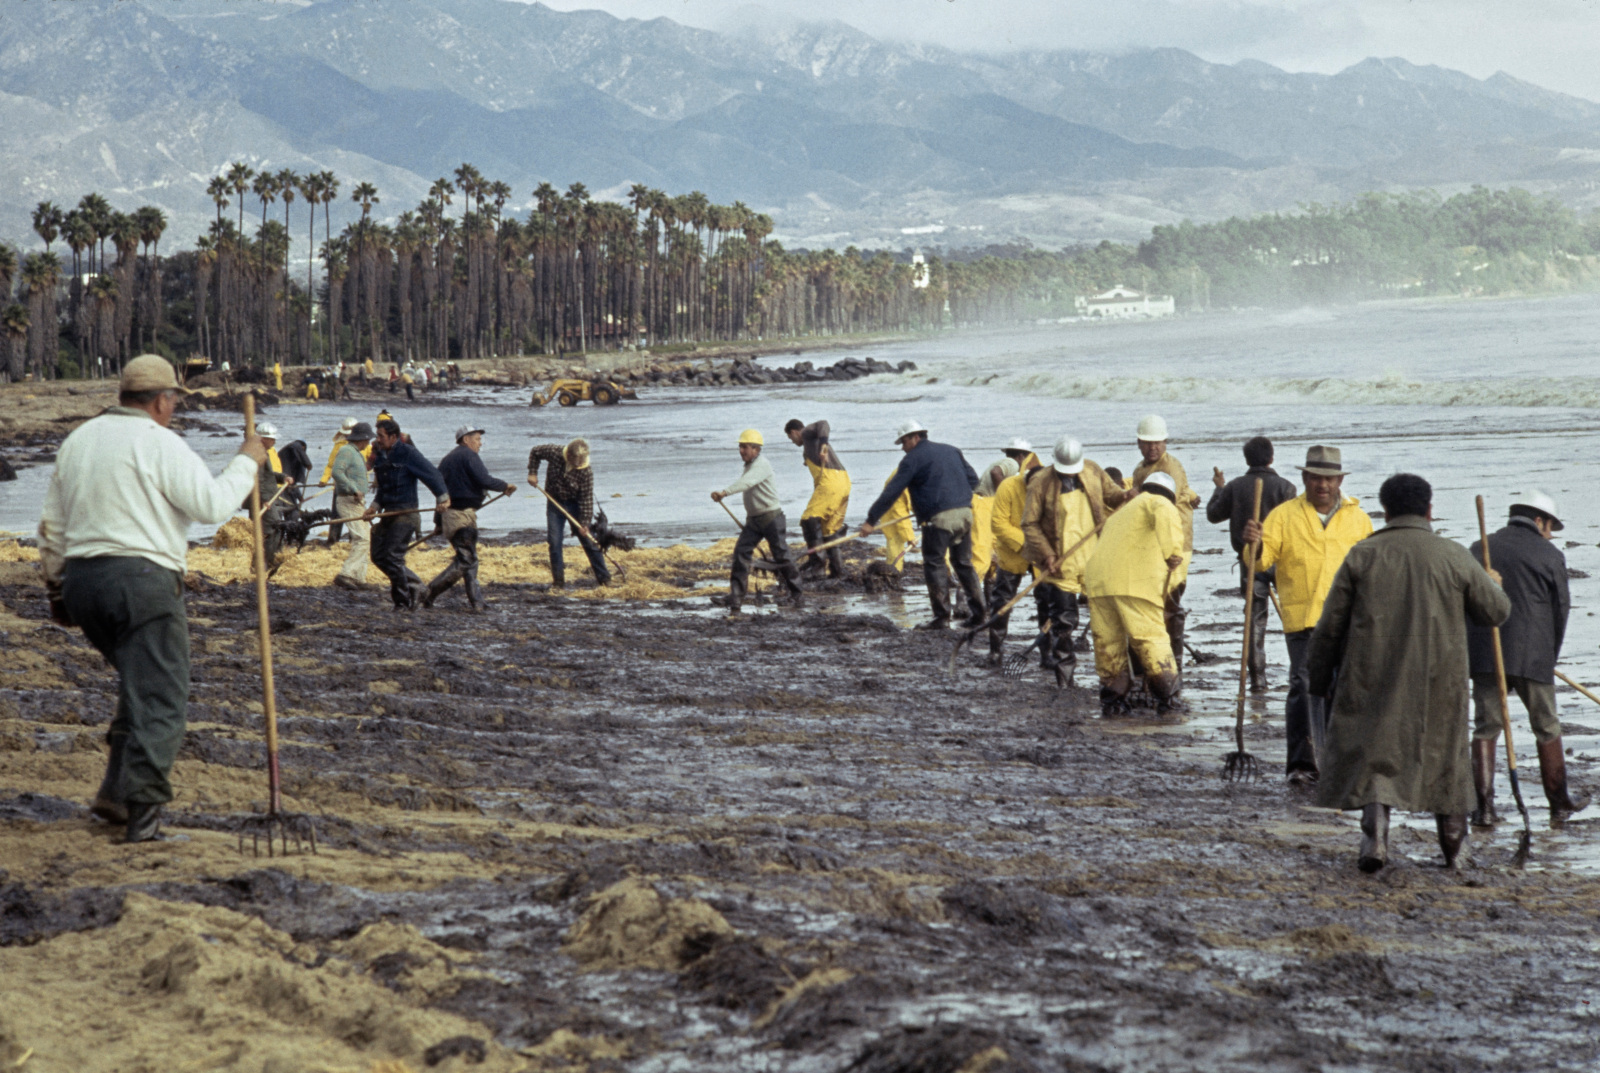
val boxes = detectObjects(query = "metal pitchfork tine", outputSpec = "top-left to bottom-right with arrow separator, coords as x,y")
236,391 -> 318,858
1223,478 -> 1264,782
1002,623 -> 1051,679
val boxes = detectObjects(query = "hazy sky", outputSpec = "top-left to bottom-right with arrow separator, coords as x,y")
532,0 -> 1600,102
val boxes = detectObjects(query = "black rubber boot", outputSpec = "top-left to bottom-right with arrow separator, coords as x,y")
1538,737 -> 1591,816
987,633 -> 1004,667
1435,812 -> 1468,868
125,802 -> 163,843
1471,737 -> 1500,828
1359,803 -> 1390,873
824,526 -> 846,578
798,518 -> 825,575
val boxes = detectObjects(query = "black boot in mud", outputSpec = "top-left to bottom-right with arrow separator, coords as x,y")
1436,812 -> 1468,868
987,634 -> 1005,667
124,803 -> 162,844
1471,737 -> 1500,828
1099,682 -> 1130,718
1538,737 -> 1591,817
1359,803 -> 1390,873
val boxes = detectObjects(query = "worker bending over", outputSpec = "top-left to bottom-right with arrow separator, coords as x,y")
862,420 -> 983,630
1130,416 -> 1201,689
987,439 -> 1044,664
785,418 -> 852,578
529,439 -> 610,588
713,429 -> 802,612
1084,471 -> 1186,716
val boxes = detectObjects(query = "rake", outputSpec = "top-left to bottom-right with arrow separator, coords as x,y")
1223,479 -> 1264,782
1477,494 -> 1532,867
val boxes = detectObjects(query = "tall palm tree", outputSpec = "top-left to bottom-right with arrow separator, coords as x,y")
1,302 -> 27,382
276,169 -> 300,360
226,161 -> 254,243
20,252 -> 60,379
31,202 -> 62,252
317,172 -> 341,359
0,243 -> 14,305
134,206 -> 167,352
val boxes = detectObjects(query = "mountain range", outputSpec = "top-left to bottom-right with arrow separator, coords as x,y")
3,0 -> 1599,254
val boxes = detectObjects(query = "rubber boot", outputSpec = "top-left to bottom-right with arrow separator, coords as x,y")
1470,737 -> 1500,827
465,570 -> 483,611
987,633 -> 1005,667
1149,669 -> 1185,714
824,527 -> 846,579
798,518 -> 825,576
1358,803 -> 1390,873
550,561 -> 565,590
918,576 -> 953,629
125,802 -> 163,844
1435,813 -> 1468,868
1537,737 -> 1591,816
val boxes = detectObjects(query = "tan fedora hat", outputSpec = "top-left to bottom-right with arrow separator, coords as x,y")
120,354 -> 194,396
1298,445 -> 1348,477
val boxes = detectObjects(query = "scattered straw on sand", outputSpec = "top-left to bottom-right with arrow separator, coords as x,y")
187,526 -> 739,599
0,539 -> 39,563
561,875 -> 732,972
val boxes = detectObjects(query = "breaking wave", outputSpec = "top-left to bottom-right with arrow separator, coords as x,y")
986,371 -> 1600,410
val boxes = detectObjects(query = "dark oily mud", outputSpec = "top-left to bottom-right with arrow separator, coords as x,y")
4,567 -> 1600,1071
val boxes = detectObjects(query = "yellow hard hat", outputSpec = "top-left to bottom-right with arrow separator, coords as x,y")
738,428 -> 764,446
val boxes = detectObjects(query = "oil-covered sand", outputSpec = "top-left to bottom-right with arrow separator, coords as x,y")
3,537 -> 1600,1073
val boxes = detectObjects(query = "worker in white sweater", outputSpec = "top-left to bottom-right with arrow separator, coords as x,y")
38,355 -> 267,843
711,428 -> 803,613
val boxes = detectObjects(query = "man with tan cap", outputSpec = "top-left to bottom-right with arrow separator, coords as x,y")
529,438 -> 611,590
1467,491 -> 1588,821
1246,444 -> 1374,785
1130,415 -> 1202,681
425,426 -> 513,610
712,429 -> 802,612
37,355 -> 268,842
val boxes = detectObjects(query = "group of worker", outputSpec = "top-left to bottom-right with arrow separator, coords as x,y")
33,354 -> 1592,874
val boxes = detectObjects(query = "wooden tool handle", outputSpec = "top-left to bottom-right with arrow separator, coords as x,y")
1235,478 -> 1264,730
243,394 -> 281,812
1476,495 -> 1517,774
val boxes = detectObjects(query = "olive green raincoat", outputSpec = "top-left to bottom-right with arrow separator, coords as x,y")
1310,516 -> 1511,815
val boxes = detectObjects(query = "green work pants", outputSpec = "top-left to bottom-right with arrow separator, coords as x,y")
61,556 -> 191,806
1472,675 -> 1563,745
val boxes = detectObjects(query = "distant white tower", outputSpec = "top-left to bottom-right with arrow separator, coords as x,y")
911,251 -> 930,289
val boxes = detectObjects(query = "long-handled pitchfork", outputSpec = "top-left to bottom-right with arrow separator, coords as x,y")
1223,478 -> 1265,781
534,484 -> 630,581
404,490 -> 511,553
236,392 -> 317,858
1477,494 -> 1532,867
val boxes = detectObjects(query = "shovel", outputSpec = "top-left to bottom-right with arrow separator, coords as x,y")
1223,479 -> 1264,782
1477,494 -> 1532,867
236,392 -> 317,858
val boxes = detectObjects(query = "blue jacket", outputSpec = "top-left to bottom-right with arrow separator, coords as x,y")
866,439 -> 978,526
438,444 -> 509,511
372,439 -> 448,510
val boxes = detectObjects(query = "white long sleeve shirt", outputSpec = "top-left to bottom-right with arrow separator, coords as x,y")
719,454 -> 783,519
38,407 -> 260,584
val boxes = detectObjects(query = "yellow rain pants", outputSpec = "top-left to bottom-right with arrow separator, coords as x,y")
1089,594 -> 1177,687
803,460 -> 852,533
881,481 -> 915,572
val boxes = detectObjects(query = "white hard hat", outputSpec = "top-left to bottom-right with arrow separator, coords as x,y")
1512,490 -> 1564,531
455,425 -> 485,443
1003,437 -> 1033,454
1143,471 -> 1177,496
894,419 -> 929,444
339,416 -> 359,434
1137,414 -> 1168,441
1051,436 -> 1084,475
254,420 -> 278,438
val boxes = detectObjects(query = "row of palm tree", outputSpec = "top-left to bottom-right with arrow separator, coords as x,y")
5,162 -> 1111,381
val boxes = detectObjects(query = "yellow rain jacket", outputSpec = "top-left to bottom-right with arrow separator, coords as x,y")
802,460 -> 852,532
1259,493 -> 1374,633
990,467 -> 1039,575
969,494 -> 995,578
1131,451 -> 1202,553
1085,491 -> 1185,603
880,477 -> 916,572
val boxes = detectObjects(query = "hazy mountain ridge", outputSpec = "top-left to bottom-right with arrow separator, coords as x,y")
1,0 -> 1597,254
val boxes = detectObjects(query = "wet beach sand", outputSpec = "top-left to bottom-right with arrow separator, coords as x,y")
3,533 -> 1600,1073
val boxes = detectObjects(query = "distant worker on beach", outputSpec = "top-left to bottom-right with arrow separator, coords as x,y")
1466,491 -> 1589,822
425,426 -> 512,610
1130,415 -> 1201,692
529,438 -> 611,589
785,418 -> 852,579
1207,436 -> 1296,692
368,418 -> 449,610
713,429 -> 803,613
1309,473 -> 1510,872
861,420 -> 984,630
37,355 -> 268,842
252,420 -> 295,563
1245,445 -> 1373,786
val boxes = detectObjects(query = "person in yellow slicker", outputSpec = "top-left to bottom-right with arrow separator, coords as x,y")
880,480 -> 916,572
785,419 -> 852,578
1130,414 -> 1202,683
988,439 -> 1044,664
273,361 -> 283,391
1084,470 -> 1186,716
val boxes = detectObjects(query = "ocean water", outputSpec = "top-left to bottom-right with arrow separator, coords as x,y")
7,290 -> 1600,865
